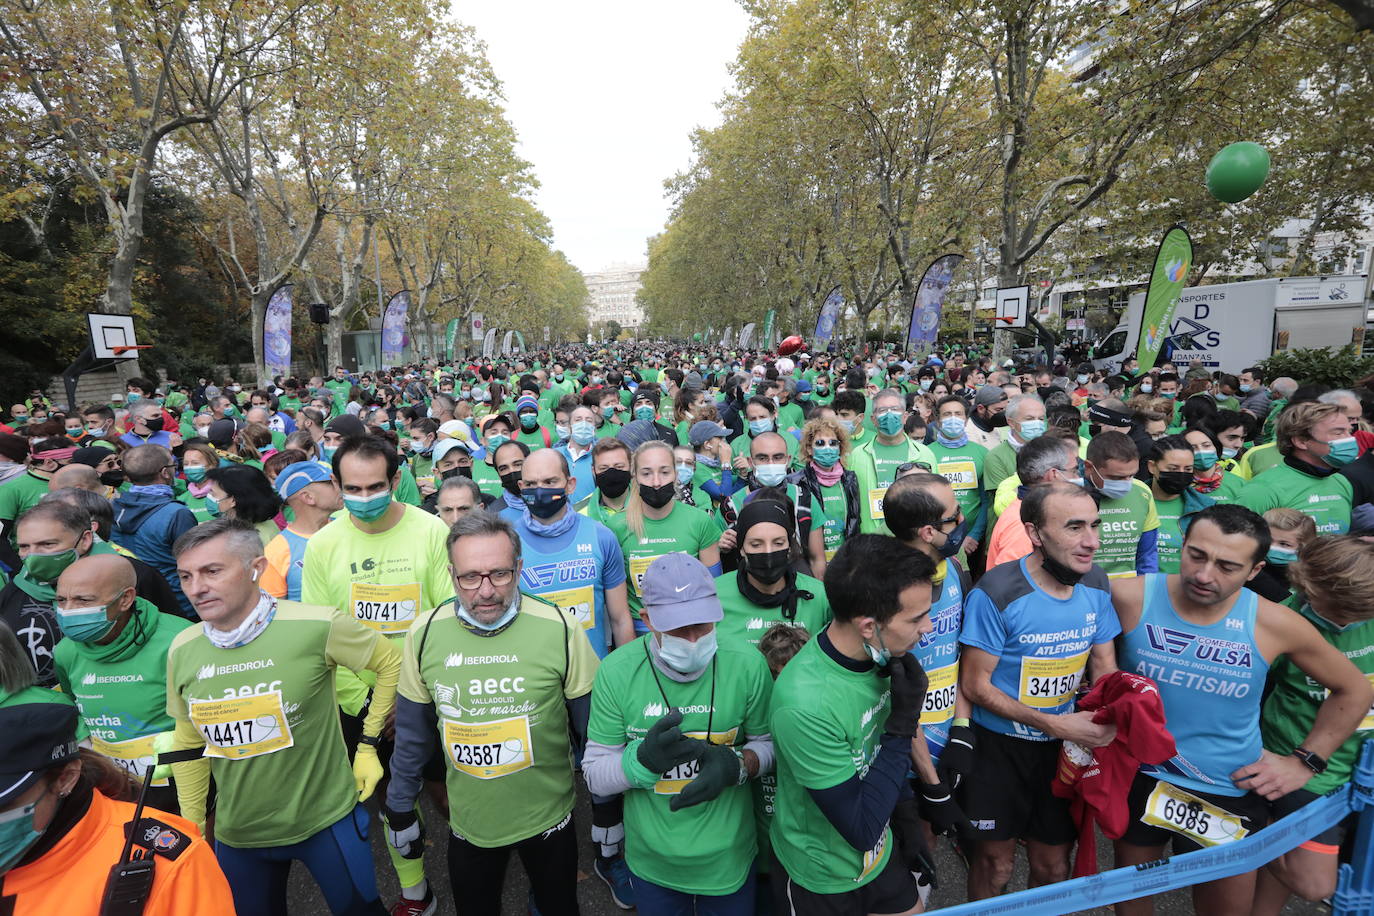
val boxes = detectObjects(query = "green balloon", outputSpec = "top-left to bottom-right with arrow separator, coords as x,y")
692,332 -> 702,341
1206,142 -> 1270,203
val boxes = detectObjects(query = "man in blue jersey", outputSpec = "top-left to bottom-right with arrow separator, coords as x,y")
882,472 -> 975,842
513,446 -> 638,907
1112,504 -> 1369,916
958,482 -> 1121,900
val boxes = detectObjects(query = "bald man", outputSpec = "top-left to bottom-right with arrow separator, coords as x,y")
52,553 -> 193,812
49,463 -> 104,494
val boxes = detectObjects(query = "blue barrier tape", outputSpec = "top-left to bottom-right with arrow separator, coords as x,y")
935,785 -> 1352,915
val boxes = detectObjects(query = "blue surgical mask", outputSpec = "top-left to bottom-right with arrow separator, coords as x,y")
1193,449 -> 1218,470
1140,384 -> 1153,394
754,463 -> 788,487
939,417 -> 966,439
1097,477 -> 1133,501
657,629 -> 717,675
1267,546 -> 1297,566
0,800 -> 43,876
1017,419 -> 1047,441
1323,436 -> 1359,468
876,412 -> 903,436
1239,384 -> 1252,394
204,493 -> 222,517
919,379 -> 932,391
676,463 -> 695,484
1222,447 -> 1239,460
571,420 -> 596,445
1161,390 -> 1177,400
54,602 -> 118,643
748,418 -> 774,436
839,418 -> 856,434
602,405 -> 617,420
635,406 -> 656,423
813,445 -> 841,468
321,445 -> 337,462
344,489 -> 392,522
555,424 -> 571,441
456,594 -> 519,633
486,433 -> 510,451
863,624 -> 891,667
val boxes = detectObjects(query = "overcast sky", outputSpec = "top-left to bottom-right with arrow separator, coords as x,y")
458,0 -> 751,274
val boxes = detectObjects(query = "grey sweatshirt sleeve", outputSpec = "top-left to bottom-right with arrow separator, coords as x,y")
384,695 -> 439,813
583,739 -> 636,796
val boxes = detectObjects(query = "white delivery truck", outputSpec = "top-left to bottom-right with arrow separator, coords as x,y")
1090,274 -> 1369,373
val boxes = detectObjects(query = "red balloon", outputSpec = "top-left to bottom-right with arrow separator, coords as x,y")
778,335 -> 804,356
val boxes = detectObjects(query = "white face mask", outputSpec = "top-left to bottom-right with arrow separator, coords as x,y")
656,630 -> 717,675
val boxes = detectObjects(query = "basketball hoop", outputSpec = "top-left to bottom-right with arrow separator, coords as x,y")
994,316 -> 1016,325
111,345 -> 152,356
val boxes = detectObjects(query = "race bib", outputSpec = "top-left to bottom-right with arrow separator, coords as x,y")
1141,780 -> 1249,846
1018,653 -> 1087,709
443,715 -> 533,779
542,585 -> 595,631
190,691 -> 294,760
858,828 -> 888,881
629,554 -> 661,592
939,460 -> 978,490
920,664 -> 958,725
867,487 -> 888,520
350,582 -> 420,634
653,728 -> 739,795
90,734 -> 168,787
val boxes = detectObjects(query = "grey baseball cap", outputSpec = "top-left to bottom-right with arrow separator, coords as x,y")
688,420 -> 730,449
640,553 -> 723,631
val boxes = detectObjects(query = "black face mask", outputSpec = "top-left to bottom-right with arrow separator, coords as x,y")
1156,470 -> 1193,495
99,470 -> 125,488
499,470 -> 523,496
441,466 -> 472,481
595,467 -> 632,499
639,482 -> 675,509
1038,545 -> 1086,586
143,416 -> 165,432
743,547 -> 791,585
1037,386 -> 1058,402
989,411 -> 1009,428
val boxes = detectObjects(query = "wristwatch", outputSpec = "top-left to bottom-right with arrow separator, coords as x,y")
1291,746 -> 1328,774
358,734 -> 382,748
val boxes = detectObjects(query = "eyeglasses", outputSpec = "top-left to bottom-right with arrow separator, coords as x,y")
455,568 -> 515,590
896,461 -> 933,474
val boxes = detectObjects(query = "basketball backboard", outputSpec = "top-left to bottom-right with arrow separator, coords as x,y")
87,313 -> 139,359
995,286 -> 1030,329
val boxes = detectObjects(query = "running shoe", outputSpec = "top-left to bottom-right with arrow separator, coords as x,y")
390,889 -> 436,916
593,854 -> 637,909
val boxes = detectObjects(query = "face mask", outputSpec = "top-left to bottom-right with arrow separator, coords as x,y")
1222,447 -> 1239,460
1239,383 -> 1252,394
595,467 -> 632,498
1076,374 -> 1089,384
813,445 -> 841,468
0,800 -> 44,876
754,463 -> 788,487
410,440 -> 433,456
22,547 -> 79,585
939,417 -> 965,439
486,433 -> 510,452
203,491 -> 223,517
639,482 -> 675,509
321,445 -> 337,462
54,600 -> 120,643
125,392 -> 140,404
749,418 -> 774,436
478,391 -> 491,403
875,412 -> 904,436
1267,546 -> 1297,566
1160,390 -> 1177,400
676,463 -> 695,485
817,386 -> 830,395
838,418 -> 856,435
743,547 -> 791,584
460,391 -> 472,400
223,406 -> 237,418
657,629 -> 717,675
1097,477 -> 1133,500
1322,436 -> 1359,468
522,486 -> 568,519
1017,419 -> 1046,441
1193,449 -> 1218,470
499,470 -> 523,496
601,405 -> 618,421
99,470 -> 125,488
65,429 -> 83,440
1140,384 -> 1153,395
554,374 -> 564,382
634,406 -> 656,423
1155,470 -> 1193,495
863,624 -> 891,667
85,425 -> 104,436
514,413 -> 540,432
571,421 -> 596,445
456,592 -> 520,634
1034,534 -> 1086,586
344,489 -> 392,521
937,519 -> 968,558
143,416 -> 164,433
555,424 -> 571,441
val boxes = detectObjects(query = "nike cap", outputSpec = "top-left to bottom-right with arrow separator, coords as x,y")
640,552 -> 723,632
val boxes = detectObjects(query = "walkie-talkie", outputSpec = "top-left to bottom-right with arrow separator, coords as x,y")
99,764 -> 157,916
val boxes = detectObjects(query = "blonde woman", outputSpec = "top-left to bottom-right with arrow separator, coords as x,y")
792,416 -> 858,561
604,440 -> 721,634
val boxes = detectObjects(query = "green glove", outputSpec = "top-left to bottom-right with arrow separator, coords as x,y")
151,730 -> 176,783
636,709 -> 703,774
669,743 -> 742,811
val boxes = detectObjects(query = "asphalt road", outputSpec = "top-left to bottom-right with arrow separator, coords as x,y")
283,785 -> 1328,915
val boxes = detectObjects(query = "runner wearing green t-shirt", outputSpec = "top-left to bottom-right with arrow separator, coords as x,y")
793,416 -> 858,562
850,389 -> 935,536
1148,435 -> 1215,573
1184,427 -> 1246,504
770,535 -> 937,915
1085,432 -> 1160,577
604,441 -> 722,631
928,396 -> 990,552
584,552 -> 774,911
383,512 -> 600,916
1238,401 -> 1356,535
166,518 -> 401,916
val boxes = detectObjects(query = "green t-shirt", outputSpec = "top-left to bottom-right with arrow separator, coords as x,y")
714,572 -> 832,650
54,599 -> 191,785
1155,495 -> 1185,573
165,600 -> 388,847
1094,479 -> 1160,578
587,636 -> 772,895
729,431 -> 799,468
1239,462 -> 1353,535
1196,472 -> 1245,505
1259,399 -> 1287,445
927,441 -> 988,522
982,442 -> 1018,494
817,482 -> 848,561
771,636 -> 893,892
1237,442 -> 1282,479
472,460 -> 505,503
605,503 -> 719,616
1262,605 -> 1374,795
777,403 -> 805,438
869,440 -> 911,488
0,472 -> 50,530
399,596 -> 599,846
179,490 -> 215,524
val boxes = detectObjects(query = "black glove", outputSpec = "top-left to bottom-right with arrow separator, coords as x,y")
883,653 -> 928,740
670,743 -> 742,811
637,709 -> 703,774
937,724 -> 976,789
918,779 -> 973,840
382,803 -> 424,859
890,795 -> 938,890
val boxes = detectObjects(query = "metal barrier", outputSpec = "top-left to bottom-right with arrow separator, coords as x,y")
936,741 -> 1374,915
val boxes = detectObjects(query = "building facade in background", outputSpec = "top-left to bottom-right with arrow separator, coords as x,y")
583,261 -> 647,335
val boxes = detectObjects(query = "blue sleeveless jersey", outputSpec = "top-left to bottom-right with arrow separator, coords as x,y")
1120,574 -> 1266,796
514,513 -> 626,658
913,558 -> 965,763
281,527 -> 310,602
